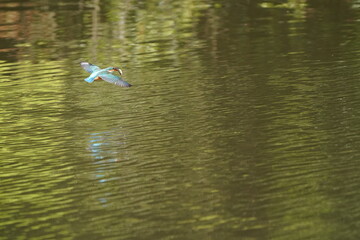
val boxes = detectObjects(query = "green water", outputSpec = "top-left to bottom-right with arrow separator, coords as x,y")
1,0 -> 360,239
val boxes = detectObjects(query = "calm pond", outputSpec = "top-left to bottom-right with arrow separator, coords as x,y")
1,0 -> 360,239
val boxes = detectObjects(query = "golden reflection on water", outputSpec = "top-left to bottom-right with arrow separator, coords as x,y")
0,59 -> 77,238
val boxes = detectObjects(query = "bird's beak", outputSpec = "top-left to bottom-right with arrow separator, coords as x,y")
109,68 -> 123,75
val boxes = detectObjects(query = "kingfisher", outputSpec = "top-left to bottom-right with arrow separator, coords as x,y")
80,62 -> 132,87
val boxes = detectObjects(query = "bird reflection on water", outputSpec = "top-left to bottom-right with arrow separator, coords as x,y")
87,129 -> 129,204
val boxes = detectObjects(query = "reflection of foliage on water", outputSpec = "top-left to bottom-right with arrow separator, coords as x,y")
0,60 -> 78,239
1,0 -> 357,66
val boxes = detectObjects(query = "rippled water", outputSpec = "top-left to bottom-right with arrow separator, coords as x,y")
2,0 -> 360,239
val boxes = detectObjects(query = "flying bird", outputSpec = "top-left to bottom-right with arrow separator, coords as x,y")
80,62 -> 132,87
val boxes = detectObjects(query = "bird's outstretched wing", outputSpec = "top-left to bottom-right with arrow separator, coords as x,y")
99,73 -> 132,87
80,62 -> 101,73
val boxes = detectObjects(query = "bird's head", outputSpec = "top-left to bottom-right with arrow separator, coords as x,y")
106,67 -> 123,75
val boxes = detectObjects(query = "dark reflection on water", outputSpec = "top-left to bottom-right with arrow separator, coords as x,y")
2,0 -> 360,239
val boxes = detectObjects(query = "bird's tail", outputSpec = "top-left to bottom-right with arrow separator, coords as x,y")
84,77 -> 95,83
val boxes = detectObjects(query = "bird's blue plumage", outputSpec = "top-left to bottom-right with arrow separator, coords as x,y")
99,73 -> 132,87
84,68 -> 109,83
84,76 -> 96,83
80,62 -> 101,73
80,62 -> 132,87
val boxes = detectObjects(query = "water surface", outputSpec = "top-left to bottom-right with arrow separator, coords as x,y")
1,0 -> 360,239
